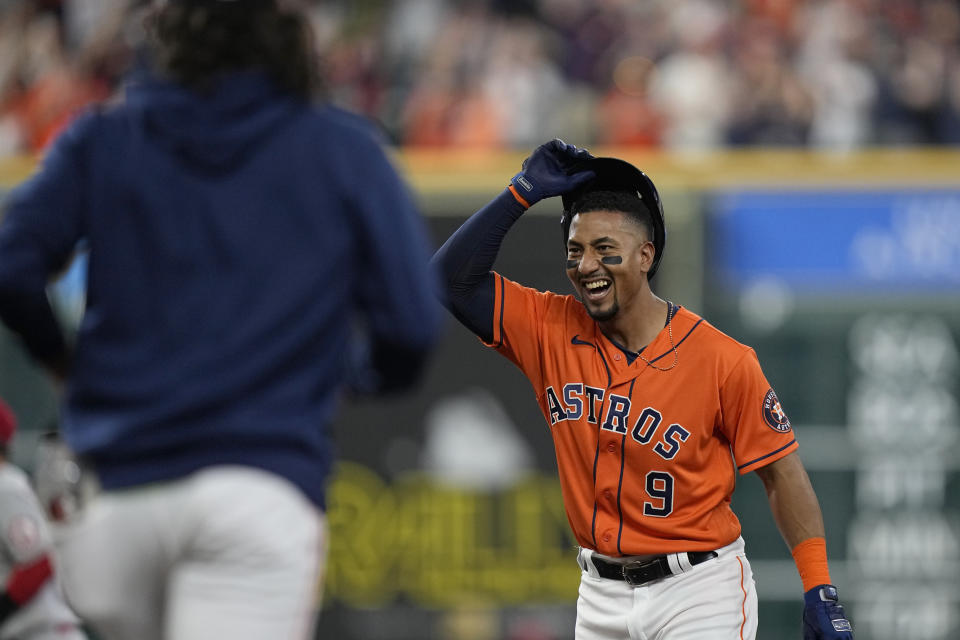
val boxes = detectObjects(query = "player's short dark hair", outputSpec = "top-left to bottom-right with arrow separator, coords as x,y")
565,190 -> 654,244
147,1 -> 319,99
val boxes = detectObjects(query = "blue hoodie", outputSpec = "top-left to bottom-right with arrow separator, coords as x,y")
0,72 -> 441,508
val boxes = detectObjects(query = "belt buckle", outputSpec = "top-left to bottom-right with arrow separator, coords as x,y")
621,558 -> 662,586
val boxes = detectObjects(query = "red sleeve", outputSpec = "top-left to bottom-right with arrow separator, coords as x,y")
718,349 -> 799,475
5,554 -> 53,605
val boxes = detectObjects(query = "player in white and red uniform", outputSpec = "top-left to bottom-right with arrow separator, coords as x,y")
0,399 -> 85,640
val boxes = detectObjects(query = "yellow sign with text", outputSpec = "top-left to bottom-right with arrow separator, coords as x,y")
324,462 -> 581,608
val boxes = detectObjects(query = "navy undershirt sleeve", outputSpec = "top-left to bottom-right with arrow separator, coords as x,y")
430,189 -> 527,343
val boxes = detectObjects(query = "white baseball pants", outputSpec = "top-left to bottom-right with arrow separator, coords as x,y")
52,466 -> 326,640
575,537 -> 758,640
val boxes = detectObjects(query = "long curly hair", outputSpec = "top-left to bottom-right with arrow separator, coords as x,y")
146,1 -> 320,99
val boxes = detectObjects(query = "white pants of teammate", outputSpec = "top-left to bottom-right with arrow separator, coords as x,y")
575,537 -> 758,640
0,584 -> 87,640
52,466 -> 326,640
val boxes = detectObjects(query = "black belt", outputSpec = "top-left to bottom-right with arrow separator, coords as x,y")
590,551 -> 719,586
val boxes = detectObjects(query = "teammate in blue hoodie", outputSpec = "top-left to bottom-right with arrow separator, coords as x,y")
0,1 -> 440,639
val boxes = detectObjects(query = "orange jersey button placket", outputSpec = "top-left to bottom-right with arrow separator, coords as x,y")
594,436 -> 623,554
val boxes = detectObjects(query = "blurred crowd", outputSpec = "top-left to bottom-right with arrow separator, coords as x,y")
2,0 -> 959,156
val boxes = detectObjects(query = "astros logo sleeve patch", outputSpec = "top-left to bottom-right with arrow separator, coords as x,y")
762,388 -> 792,432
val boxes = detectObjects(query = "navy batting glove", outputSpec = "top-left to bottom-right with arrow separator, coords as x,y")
803,584 -> 853,639
509,138 -> 594,207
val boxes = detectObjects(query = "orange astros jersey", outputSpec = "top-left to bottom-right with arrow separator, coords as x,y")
485,274 -> 798,557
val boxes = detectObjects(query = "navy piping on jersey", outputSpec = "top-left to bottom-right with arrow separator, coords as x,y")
590,443 -> 600,548
616,378 -> 636,554
737,439 -> 798,471
595,349 -> 613,388
589,359 -> 612,548
609,302 -> 678,365
616,342 -> 642,366
647,318 -> 704,365
494,273 -> 506,348
570,333 -> 614,549
571,335 -> 613,387
575,307 -> 681,548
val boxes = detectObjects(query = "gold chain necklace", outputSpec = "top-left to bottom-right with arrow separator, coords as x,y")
638,303 -> 678,371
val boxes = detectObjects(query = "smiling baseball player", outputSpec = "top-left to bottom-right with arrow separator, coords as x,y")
431,139 -> 853,639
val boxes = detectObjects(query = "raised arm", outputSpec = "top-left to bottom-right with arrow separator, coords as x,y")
430,139 -> 594,342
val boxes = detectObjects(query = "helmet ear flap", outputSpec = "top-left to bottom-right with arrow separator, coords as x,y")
637,171 -> 666,280
559,158 -> 666,279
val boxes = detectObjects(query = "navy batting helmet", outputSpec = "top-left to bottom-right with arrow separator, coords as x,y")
560,157 -> 666,280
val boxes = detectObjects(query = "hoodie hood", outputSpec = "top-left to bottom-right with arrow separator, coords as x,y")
126,71 -> 300,173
